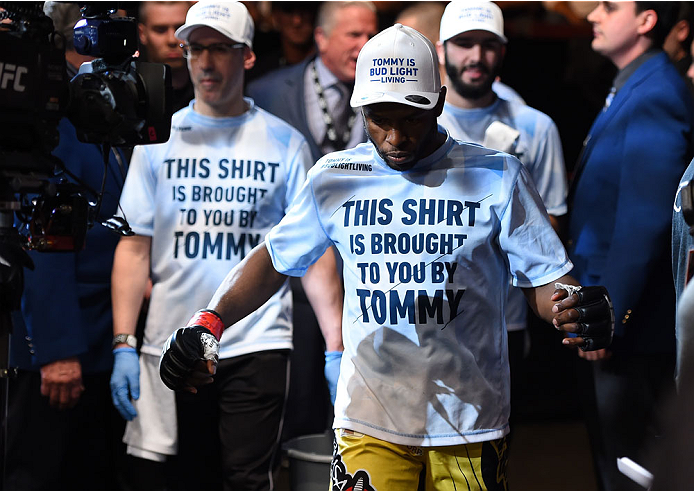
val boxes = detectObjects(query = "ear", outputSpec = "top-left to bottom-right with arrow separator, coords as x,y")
314,26 -> 328,54
435,40 -> 445,67
138,22 -> 147,46
636,9 -> 658,37
244,47 -> 256,70
676,19 -> 691,43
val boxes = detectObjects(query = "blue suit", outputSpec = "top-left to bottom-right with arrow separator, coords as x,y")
246,56 -> 323,163
568,51 -> 694,491
570,52 -> 694,353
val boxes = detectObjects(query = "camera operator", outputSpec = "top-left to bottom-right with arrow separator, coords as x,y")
4,3 -> 129,490
138,1 -> 194,112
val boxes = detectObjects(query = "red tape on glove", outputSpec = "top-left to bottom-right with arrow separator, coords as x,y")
186,309 -> 224,341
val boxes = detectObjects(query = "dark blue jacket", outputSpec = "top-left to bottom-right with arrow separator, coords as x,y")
569,52 -> 694,353
10,118 -> 128,373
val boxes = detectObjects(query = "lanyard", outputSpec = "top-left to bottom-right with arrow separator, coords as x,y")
310,60 -> 355,149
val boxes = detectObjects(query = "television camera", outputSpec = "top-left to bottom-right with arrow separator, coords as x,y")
0,1 -> 172,313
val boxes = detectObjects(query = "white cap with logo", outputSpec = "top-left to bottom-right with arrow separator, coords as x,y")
351,24 -> 441,110
175,1 -> 254,48
439,1 -> 507,44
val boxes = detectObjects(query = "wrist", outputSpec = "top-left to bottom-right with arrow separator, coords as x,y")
112,333 -> 137,349
187,309 -> 224,341
113,346 -> 137,355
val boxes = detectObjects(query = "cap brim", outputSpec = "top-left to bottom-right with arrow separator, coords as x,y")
351,90 -> 440,110
175,23 -> 204,42
441,27 -> 507,44
174,23 -> 246,44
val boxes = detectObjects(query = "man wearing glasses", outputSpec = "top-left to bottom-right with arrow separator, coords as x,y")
110,2 -> 343,490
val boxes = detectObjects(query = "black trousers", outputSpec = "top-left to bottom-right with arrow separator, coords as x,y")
173,349 -> 290,491
5,369 -> 125,491
583,353 -> 675,491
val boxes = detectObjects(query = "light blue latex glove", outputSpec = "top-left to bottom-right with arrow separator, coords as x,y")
324,351 -> 342,405
110,347 -> 140,421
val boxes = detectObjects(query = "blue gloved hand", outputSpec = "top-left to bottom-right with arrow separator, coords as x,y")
324,351 -> 342,405
110,347 -> 140,421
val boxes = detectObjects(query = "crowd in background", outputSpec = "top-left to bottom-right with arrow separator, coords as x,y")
4,1 -> 694,490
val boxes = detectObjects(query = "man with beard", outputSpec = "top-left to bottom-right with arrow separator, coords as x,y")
436,0 -> 568,412
159,24 -> 615,490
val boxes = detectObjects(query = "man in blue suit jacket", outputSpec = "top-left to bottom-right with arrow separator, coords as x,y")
569,2 -> 694,490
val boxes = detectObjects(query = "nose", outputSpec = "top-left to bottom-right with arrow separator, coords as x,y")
468,43 -> 482,62
166,27 -> 178,46
197,48 -> 215,69
289,12 -> 303,26
385,127 -> 406,147
587,5 -> 600,23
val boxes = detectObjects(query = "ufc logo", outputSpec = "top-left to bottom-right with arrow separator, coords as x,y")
0,63 -> 28,92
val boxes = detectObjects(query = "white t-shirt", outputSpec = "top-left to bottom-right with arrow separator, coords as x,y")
266,131 -> 572,446
119,99 -> 312,358
439,99 -> 568,331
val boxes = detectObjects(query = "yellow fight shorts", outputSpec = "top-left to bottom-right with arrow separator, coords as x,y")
331,429 -> 508,491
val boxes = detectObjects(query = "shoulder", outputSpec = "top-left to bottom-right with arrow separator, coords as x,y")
250,104 -> 305,139
631,53 -> 691,102
248,104 -> 309,151
500,99 -> 558,135
448,139 -> 524,174
309,144 -> 375,178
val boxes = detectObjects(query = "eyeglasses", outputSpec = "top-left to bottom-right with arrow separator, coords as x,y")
180,42 -> 245,59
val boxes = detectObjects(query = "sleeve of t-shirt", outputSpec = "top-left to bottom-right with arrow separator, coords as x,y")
117,144 -> 157,236
530,119 -> 568,217
266,170 -> 331,277
283,138 -> 313,213
498,162 -> 573,288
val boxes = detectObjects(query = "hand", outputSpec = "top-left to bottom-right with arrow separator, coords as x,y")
324,351 -> 342,405
160,310 -> 223,393
551,285 -> 614,351
110,347 -> 140,420
40,357 -> 84,410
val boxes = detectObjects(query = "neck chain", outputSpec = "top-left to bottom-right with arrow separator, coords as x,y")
310,60 -> 355,149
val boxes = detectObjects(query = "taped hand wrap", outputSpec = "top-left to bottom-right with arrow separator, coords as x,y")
556,284 -> 614,351
159,309 -> 224,391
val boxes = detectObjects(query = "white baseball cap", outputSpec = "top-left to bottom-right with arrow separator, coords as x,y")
175,1 -> 254,49
351,24 -> 441,110
439,1 -> 507,44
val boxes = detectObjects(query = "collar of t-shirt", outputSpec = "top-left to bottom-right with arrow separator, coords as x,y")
443,98 -> 503,119
612,48 -> 661,93
187,97 -> 256,127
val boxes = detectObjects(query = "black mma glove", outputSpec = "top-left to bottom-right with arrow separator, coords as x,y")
159,309 -> 224,391
557,284 -> 614,351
